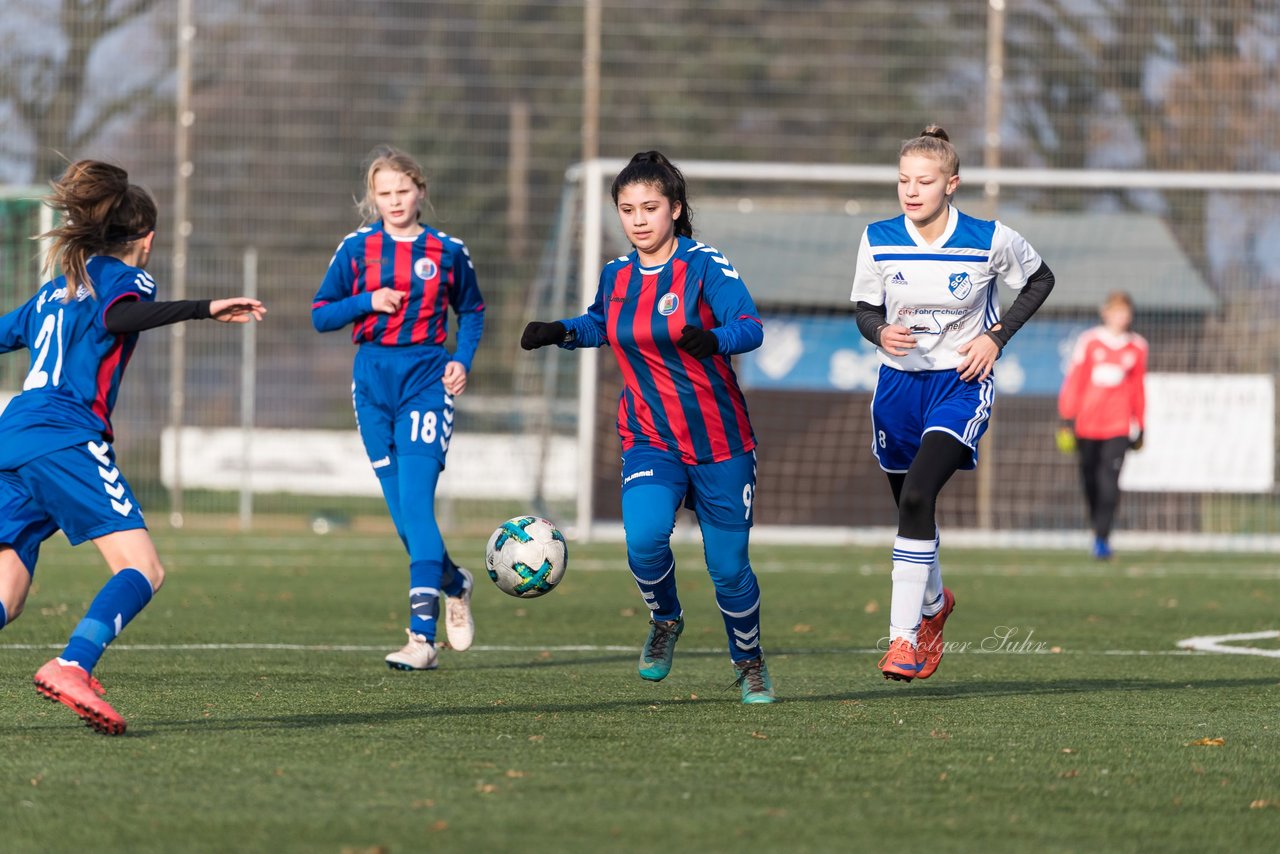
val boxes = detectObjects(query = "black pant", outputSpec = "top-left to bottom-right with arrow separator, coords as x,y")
1076,436 -> 1130,542
886,431 -> 973,540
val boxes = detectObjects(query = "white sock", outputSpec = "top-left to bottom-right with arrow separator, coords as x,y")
922,529 -> 944,617
889,536 -> 936,644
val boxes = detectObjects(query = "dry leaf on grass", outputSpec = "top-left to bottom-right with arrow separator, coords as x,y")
1186,737 -> 1225,747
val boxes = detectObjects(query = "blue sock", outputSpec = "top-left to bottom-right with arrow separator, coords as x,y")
408,560 -> 443,641
629,553 -> 681,622
0,599 -> 8,631
702,524 -> 762,662
376,469 -> 412,553
439,549 -> 467,597
623,485 -> 682,621
392,455 -> 450,640
61,568 -> 153,674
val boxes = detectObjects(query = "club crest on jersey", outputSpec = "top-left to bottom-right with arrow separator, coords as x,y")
948,272 -> 973,300
657,293 -> 679,316
414,257 -> 438,280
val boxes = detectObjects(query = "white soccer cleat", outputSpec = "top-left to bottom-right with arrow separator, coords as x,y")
385,629 -> 438,671
444,567 -> 475,651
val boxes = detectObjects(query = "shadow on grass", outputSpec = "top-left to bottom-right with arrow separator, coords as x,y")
108,674 -> 1280,735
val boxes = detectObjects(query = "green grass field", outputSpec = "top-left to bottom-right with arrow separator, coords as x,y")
2,530 -> 1278,853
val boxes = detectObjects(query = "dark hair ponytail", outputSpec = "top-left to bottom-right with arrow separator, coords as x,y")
40,159 -> 158,298
610,150 -> 693,238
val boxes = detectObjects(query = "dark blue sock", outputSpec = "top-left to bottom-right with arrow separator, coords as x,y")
61,568 -> 153,674
408,559 -> 443,641
0,599 -> 8,631
702,523 -> 763,662
439,549 -> 467,597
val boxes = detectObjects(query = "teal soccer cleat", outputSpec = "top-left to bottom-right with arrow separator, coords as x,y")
733,656 -> 776,704
638,617 -> 684,681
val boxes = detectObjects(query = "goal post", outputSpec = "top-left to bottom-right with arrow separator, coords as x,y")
531,159 -> 1280,552
0,186 -> 54,395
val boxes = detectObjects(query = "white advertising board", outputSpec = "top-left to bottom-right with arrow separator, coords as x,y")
161,428 -> 578,499
1120,373 -> 1274,493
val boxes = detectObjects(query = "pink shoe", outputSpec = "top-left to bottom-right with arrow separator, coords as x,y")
915,588 -> 956,680
878,637 -> 926,682
33,658 -> 127,735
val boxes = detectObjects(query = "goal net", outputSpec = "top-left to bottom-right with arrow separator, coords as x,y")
0,187 -> 53,395
523,160 -> 1280,551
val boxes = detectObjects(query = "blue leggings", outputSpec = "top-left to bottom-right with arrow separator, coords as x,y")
622,485 -> 763,661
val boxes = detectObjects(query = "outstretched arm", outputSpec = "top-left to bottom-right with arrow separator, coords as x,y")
105,298 -> 266,334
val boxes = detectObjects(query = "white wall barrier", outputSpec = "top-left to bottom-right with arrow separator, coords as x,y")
160,427 -> 579,500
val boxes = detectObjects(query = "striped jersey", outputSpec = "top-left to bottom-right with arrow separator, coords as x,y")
0,255 -> 157,468
561,236 -> 762,465
1058,326 -> 1147,440
312,221 -> 485,369
850,206 -> 1042,372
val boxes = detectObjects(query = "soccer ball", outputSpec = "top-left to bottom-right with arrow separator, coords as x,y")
484,516 -> 568,598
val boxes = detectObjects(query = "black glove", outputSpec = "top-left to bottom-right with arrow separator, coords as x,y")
676,324 -> 718,359
521,320 -> 566,350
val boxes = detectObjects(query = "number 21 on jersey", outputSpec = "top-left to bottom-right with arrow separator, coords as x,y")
23,307 -> 65,390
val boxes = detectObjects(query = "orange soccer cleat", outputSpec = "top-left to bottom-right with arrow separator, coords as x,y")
878,637 -> 927,682
33,658 -> 127,736
915,588 -> 956,680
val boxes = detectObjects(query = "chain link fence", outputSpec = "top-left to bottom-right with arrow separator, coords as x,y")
1,0 -> 1277,541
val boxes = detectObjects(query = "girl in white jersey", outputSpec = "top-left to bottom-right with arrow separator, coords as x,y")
850,126 -> 1055,682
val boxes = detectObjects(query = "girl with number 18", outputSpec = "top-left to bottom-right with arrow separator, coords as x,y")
313,147 -> 485,672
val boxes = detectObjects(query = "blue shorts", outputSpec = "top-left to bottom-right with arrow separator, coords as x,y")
870,365 -> 993,473
0,440 -> 146,575
621,445 -> 756,531
352,344 -> 454,478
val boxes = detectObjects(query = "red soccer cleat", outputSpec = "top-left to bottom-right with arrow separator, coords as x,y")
915,587 -> 956,680
33,658 -> 127,736
878,637 -> 927,682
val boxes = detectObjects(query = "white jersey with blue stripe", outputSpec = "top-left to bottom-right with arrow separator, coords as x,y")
850,206 -> 1042,372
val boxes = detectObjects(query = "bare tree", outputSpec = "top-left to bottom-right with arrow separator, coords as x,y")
0,0 -> 168,182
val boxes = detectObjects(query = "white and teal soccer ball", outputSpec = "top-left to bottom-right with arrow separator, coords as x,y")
484,516 -> 569,598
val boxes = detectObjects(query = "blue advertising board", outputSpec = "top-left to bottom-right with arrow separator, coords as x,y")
738,315 -> 1091,396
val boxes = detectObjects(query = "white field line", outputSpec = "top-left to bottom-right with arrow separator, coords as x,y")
1176,630 -> 1280,659
0,642 -> 1206,656
181,552 -> 1280,580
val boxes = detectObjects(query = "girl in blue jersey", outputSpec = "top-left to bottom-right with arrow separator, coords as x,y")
851,126 -> 1055,682
313,147 -> 485,672
0,160 -> 265,734
521,151 -> 774,703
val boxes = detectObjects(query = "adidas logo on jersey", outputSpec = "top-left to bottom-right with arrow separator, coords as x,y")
889,271 -> 908,285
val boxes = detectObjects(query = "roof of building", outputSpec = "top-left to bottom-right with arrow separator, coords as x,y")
664,206 -> 1219,312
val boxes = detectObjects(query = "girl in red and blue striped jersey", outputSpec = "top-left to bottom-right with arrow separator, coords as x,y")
522,151 -> 774,703
313,147 -> 485,672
